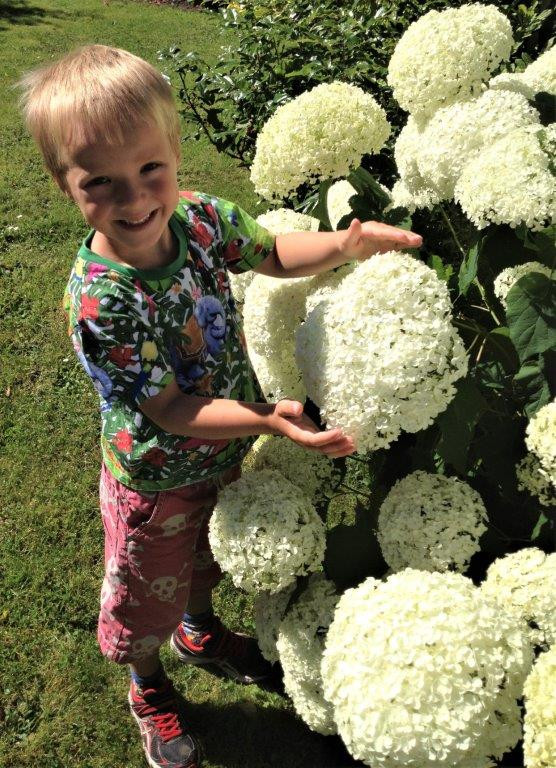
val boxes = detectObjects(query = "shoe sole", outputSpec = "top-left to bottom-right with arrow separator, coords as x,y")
128,691 -> 201,768
169,634 -> 266,685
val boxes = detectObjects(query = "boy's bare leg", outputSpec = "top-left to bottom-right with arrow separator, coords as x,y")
130,652 -> 162,679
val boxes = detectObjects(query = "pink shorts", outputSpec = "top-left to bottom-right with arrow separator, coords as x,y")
98,462 -> 240,664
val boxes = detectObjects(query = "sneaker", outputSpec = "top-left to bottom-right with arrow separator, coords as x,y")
170,616 -> 274,686
128,678 -> 201,768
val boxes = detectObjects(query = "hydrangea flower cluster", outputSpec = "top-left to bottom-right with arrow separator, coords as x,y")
327,180 -> 357,230
377,471 -> 488,574
387,4 -> 513,121
228,207 -> 319,305
523,646 -> 556,768
455,124 -> 556,230
247,435 -> 337,504
295,254 -> 468,452
494,262 -> 553,309
250,82 -> 390,200
253,583 -> 296,663
388,179 -> 438,214
304,263 -> 356,317
243,273 -> 311,401
488,72 -> 536,101
517,454 -> 556,507
525,400 -> 556,487
417,89 -> 539,201
480,548 -> 556,649
521,44 -> 556,96
208,469 -> 325,594
322,570 -> 533,768
276,574 -> 339,735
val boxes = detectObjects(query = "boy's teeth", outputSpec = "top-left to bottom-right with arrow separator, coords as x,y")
124,213 -> 151,225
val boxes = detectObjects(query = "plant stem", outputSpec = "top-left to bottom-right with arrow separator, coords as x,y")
473,278 -> 503,325
439,204 -> 465,257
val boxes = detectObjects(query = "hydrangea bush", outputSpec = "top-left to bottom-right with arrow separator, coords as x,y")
192,4 -> 554,764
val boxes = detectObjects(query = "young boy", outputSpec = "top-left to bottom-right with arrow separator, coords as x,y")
19,45 -> 421,768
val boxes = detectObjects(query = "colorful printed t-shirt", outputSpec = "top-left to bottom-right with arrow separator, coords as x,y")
64,191 -> 276,490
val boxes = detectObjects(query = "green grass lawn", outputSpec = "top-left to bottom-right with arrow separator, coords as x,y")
0,2 -> 358,765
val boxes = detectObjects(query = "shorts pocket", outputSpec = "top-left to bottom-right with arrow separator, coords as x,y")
122,487 -> 163,539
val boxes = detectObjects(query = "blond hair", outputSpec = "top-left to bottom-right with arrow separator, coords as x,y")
18,45 -> 181,188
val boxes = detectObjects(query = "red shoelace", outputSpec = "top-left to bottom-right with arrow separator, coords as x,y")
133,689 -> 184,743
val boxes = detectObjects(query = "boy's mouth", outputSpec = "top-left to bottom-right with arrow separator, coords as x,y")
117,209 -> 158,229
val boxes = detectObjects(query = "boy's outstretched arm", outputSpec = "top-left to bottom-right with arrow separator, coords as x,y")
254,219 -> 423,278
139,378 -> 355,458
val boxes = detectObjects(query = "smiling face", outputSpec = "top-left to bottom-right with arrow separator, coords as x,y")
63,120 -> 180,269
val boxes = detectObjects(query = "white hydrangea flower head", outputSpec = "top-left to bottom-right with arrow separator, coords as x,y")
248,435 -> 337,504
418,90 -> 539,201
250,81 -> 390,200
228,270 -> 254,305
387,179 -> 438,213
523,646 -> 556,768
517,454 -> 556,507
253,583 -> 296,663
327,180 -> 357,230
387,4 -> 513,121
295,254 -> 468,452
322,569 -> 533,768
243,273 -> 311,401
208,469 -> 326,594
526,401 -> 556,486
377,471 -> 488,574
481,548 -> 556,649
494,262 -> 553,309
455,124 -> 556,230
304,263 -> 356,317
522,45 -> 556,96
256,207 -> 320,236
276,574 -> 339,735
489,72 -> 536,100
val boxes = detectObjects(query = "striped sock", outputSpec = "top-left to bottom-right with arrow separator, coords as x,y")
130,663 -> 166,690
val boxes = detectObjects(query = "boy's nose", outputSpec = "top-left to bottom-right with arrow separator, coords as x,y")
115,180 -> 144,206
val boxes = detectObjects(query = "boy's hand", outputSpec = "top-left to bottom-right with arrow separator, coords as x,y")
269,399 -> 356,458
339,218 -> 423,262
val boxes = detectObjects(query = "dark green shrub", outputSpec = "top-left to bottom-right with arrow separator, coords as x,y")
161,0 -> 553,183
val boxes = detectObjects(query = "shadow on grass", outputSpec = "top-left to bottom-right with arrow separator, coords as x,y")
0,0 -> 66,31
178,694 -> 366,768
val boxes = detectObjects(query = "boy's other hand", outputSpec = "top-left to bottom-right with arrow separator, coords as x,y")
339,218 -> 423,262
270,399 -> 356,457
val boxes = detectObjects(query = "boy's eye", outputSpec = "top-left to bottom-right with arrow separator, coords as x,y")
86,176 -> 110,188
142,162 -> 161,173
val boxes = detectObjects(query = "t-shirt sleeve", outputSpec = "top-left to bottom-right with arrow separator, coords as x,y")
195,192 -> 276,274
73,278 -> 174,409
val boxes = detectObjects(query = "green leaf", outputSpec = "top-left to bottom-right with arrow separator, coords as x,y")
458,242 -> 480,296
531,512 -> 549,541
513,356 -> 551,416
506,273 -> 556,363
486,327 -> 519,374
436,378 -> 488,473
428,253 -> 453,283
306,179 -> 334,231
347,167 -> 391,211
